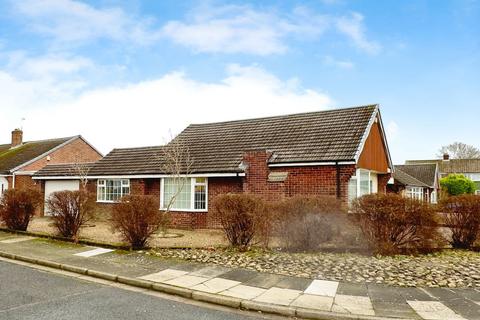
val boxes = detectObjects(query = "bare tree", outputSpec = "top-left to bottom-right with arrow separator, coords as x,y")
438,142 -> 480,159
67,153 -> 94,190
159,137 -> 194,214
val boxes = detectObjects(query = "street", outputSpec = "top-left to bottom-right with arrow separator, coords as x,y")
0,260 -> 278,320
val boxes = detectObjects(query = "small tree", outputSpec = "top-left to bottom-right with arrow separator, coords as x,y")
213,193 -> 269,250
68,155 -> 93,190
47,190 -> 95,241
351,193 -> 440,255
0,188 -> 42,231
111,195 -> 168,249
440,174 -> 476,196
440,195 -> 480,249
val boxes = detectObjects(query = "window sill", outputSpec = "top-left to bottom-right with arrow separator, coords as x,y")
97,200 -> 120,204
159,208 -> 208,213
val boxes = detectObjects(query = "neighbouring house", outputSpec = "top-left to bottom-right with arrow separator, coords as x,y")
0,129 -> 102,212
387,164 -> 439,203
406,154 -> 480,195
34,105 -> 393,229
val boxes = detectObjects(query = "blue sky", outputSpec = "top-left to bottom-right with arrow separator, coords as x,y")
0,0 -> 478,163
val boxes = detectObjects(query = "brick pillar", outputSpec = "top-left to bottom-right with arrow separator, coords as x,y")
377,173 -> 392,194
242,150 -> 272,194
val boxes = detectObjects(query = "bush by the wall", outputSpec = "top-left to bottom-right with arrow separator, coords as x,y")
351,193 -> 440,255
0,188 -> 42,231
440,174 -> 476,196
47,190 -> 95,240
213,193 -> 270,250
110,195 -> 167,249
273,195 -> 346,252
440,194 -> 480,249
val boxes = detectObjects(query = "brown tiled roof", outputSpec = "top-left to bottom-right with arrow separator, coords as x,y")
87,105 -> 380,176
393,167 -> 429,187
406,159 -> 480,174
0,136 -> 76,174
33,162 -> 96,177
395,164 -> 437,187
87,146 -> 165,176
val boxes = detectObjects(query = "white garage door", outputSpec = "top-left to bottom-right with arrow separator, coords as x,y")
44,180 -> 80,215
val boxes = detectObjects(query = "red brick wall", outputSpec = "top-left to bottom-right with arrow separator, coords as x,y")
242,150 -> 356,203
21,137 -> 102,172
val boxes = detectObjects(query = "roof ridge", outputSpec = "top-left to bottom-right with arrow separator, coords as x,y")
0,135 -> 78,146
111,145 -> 165,152
188,104 -> 378,127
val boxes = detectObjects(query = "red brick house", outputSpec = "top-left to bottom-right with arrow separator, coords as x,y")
387,164 -> 439,203
34,105 -> 393,228
0,129 -> 102,203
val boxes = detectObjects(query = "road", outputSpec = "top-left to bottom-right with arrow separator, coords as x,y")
0,260 -> 280,320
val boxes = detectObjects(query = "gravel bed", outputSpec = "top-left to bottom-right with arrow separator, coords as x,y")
150,248 -> 480,288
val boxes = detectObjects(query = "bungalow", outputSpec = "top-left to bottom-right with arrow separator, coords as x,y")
388,164 -> 439,203
406,155 -> 480,195
0,129 -> 102,202
34,105 -> 393,229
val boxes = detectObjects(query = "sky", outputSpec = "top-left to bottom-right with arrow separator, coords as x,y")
0,0 -> 479,163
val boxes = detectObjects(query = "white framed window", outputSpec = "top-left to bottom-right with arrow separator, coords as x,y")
406,187 -> 423,201
160,177 -> 208,212
348,169 -> 377,202
475,190 -> 480,196
97,179 -> 130,202
430,191 -> 438,204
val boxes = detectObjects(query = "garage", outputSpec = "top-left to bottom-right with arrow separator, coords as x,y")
44,180 -> 79,215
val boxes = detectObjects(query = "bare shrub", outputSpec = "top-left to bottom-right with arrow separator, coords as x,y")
0,188 -> 42,231
440,195 -> 480,249
110,195 -> 168,249
351,193 -> 440,255
47,190 -> 95,240
273,195 -> 347,252
213,193 -> 269,250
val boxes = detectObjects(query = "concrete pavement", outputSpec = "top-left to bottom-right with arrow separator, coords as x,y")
1,231 -> 479,320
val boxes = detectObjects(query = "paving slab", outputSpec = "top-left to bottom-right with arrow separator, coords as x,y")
220,268 -> 258,283
139,269 -> 188,282
398,288 -> 437,301
425,288 -> 480,320
291,294 -> 333,311
254,287 -> 302,306
163,275 -> 209,288
407,300 -> 466,320
189,265 -> 230,278
371,301 -> 421,319
191,277 -> 240,293
220,285 -> 267,300
332,294 -> 375,316
275,276 -> 312,291
243,273 -> 285,289
74,248 -> 114,257
336,282 -> 369,296
304,279 -> 339,297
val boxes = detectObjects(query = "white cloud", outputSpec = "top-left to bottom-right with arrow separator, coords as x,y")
161,5 -> 329,55
336,12 -> 381,54
323,55 -> 354,69
0,65 -> 333,153
10,0 -> 160,45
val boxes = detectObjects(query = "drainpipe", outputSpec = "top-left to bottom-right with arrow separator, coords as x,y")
336,162 -> 341,199
12,172 -> 15,189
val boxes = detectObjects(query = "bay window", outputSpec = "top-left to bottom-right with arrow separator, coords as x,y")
97,179 -> 130,202
161,177 -> 208,211
348,169 -> 378,202
406,187 -> 423,201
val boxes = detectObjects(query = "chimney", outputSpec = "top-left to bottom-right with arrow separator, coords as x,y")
11,129 -> 23,148
443,153 -> 450,161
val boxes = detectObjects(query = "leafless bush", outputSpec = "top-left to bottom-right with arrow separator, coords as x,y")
440,194 -> 480,249
273,195 -> 347,252
47,190 -> 95,240
110,195 -> 168,249
213,193 -> 270,250
351,193 -> 441,255
0,188 -> 42,231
